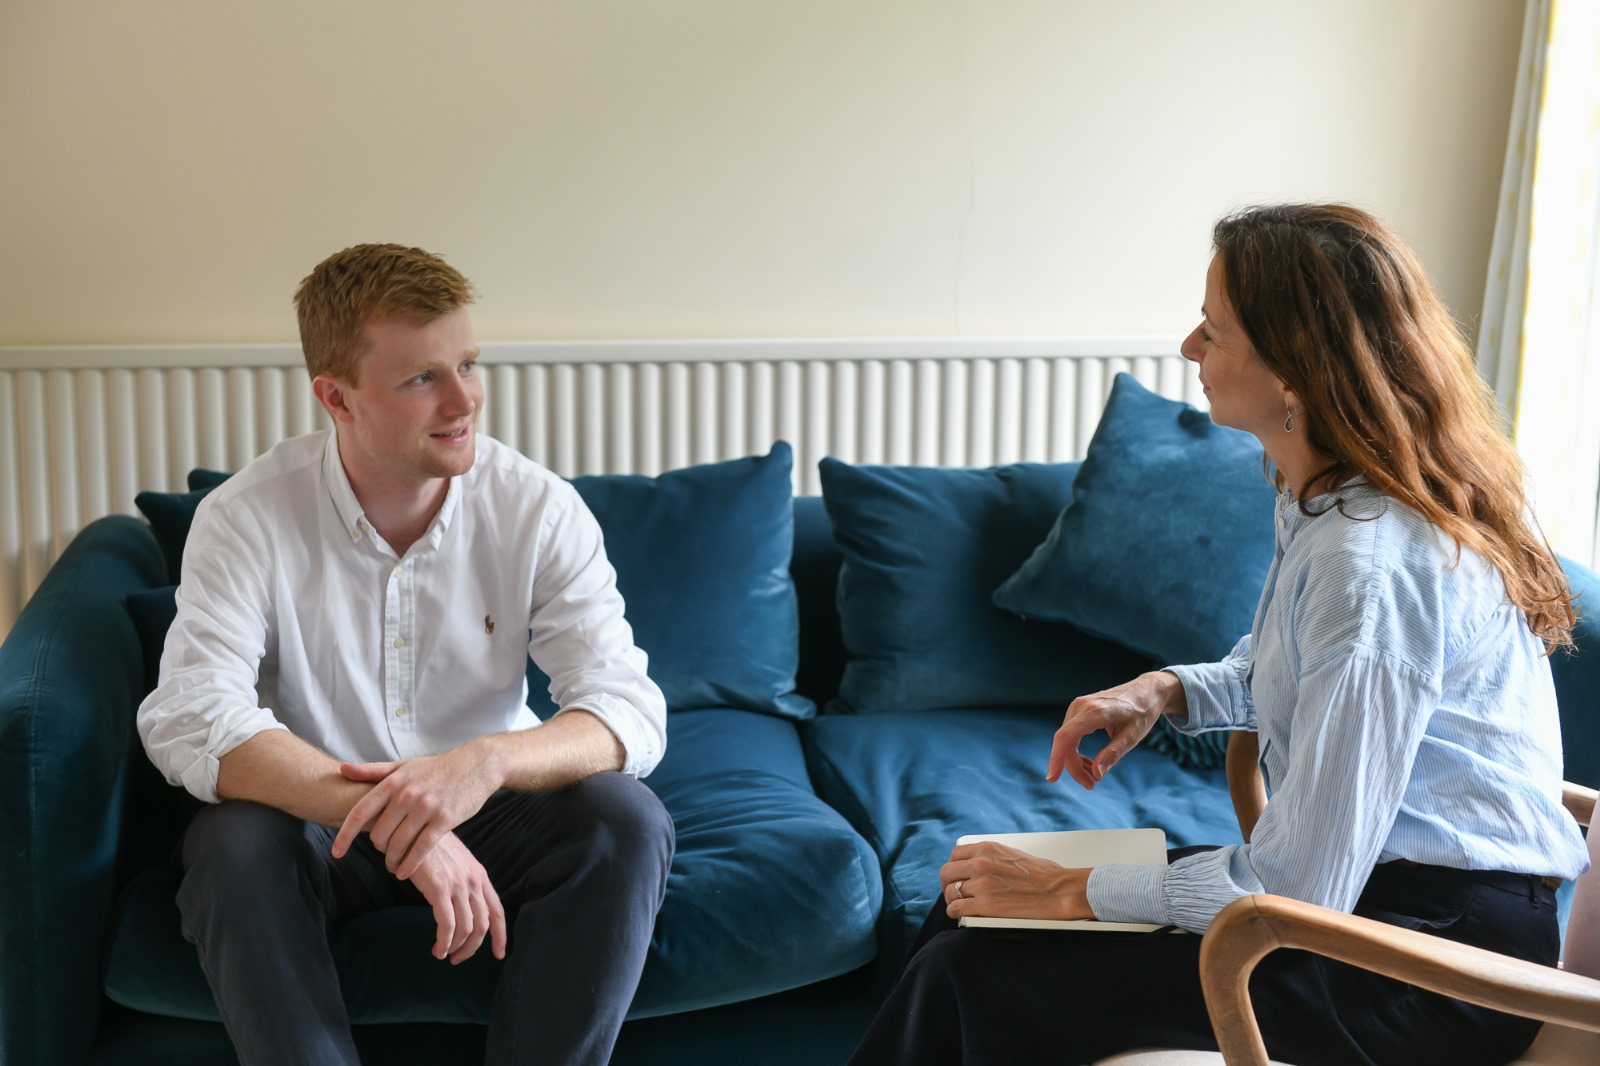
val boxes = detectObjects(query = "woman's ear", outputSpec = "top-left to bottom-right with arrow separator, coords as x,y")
1280,382 -> 1301,412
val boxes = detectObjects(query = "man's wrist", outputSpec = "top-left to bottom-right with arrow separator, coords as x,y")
464,735 -> 511,793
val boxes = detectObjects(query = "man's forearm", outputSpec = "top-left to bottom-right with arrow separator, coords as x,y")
216,729 -> 374,826
476,709 -> 626,793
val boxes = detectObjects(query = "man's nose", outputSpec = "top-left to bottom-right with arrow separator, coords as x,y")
440,373 -> 477,415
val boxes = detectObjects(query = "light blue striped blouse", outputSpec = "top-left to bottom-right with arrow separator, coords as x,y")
1087,481 -> 1591,933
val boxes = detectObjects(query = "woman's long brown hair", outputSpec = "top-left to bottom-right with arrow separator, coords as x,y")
1213,203 -> 1574,649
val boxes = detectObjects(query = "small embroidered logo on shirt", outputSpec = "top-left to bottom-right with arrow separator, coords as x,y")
484,614 -> 495,635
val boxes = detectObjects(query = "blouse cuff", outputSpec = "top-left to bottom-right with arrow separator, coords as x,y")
1165,659 -> 1253,733
1086,863 -> 1170,925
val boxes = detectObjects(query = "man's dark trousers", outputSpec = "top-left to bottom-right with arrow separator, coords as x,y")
177,772 -> 674,1065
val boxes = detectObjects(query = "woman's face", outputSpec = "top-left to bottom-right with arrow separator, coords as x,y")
1180,256 -> 1291,439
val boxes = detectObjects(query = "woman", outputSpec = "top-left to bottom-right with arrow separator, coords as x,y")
849,204 -> 1591,1066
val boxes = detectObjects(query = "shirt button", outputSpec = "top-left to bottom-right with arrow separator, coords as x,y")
394,706 -> 408,718
393,565 -> 404,577
393,637 -> 405,649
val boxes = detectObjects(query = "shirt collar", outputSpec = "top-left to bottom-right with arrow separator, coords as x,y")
320,431 -> 465,552
323,431 -> 369,545
1276,475 -> 1382,544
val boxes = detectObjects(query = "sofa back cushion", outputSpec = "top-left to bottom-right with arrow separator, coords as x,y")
992,373 -> 1278,668
1552,556 -> 1600,789
527,442 -> 811,719
818,456 -> 1151,715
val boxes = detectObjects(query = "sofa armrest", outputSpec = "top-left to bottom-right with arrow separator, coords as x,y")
0,516 -> 166,1066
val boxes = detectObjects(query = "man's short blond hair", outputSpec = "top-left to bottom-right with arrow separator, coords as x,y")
294,243 -> 477,384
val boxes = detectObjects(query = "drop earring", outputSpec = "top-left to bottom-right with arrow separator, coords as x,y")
1284,406 -> 1295,433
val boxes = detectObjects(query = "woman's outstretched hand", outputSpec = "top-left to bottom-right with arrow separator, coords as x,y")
1047,670 -> 1186,790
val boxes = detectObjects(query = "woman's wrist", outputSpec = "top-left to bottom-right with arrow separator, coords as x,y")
1143,669 -> 1188,718
1056,866 -> 1096,921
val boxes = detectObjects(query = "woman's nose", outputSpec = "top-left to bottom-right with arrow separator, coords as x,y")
1179,329 -> 1202,362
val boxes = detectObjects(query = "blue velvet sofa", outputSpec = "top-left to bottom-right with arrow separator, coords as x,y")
5,376 -> 1599,1065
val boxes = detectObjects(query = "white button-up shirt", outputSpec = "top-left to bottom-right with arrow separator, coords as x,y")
137,430 -> 666,803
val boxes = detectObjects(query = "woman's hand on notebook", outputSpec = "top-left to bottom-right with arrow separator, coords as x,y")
940,840 -> 1094,921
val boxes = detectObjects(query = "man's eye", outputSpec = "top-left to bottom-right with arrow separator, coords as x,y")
461,361 -> 477,375
412,372 -> 433,384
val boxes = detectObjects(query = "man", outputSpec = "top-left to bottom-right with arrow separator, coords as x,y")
137,243 -> 673,1065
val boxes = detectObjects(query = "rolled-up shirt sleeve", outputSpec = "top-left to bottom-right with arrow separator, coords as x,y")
1164,633 -> 1255,735
136,500 -> 288,804
526,484 -> 667,778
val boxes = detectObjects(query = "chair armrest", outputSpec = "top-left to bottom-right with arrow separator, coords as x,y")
1563,781 -> 1597,827
1199,894 -> 1600,1066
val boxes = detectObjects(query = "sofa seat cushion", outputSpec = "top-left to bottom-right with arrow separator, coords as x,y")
803,708 -> 1240,969
103,708 -> 880,1024
627,708 -> 882,1016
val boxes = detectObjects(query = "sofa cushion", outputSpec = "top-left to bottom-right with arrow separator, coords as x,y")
992,373 -> 1278,767
791,496 -> 847,709
628,708 -> 881,1015
992,373 -> 1276,665
134,487 -> 217,584
530,442 -> 811,720
1553,556 -> 1600,789
126,586 -> 179,694
818,457 -> 1151,715
803,708 -> 1241,973
131,469 -> 233,583
188,468 -> 232,491
104,708 -> 881,1024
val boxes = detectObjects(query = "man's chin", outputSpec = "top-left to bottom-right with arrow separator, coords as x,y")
424,437 -> 475,477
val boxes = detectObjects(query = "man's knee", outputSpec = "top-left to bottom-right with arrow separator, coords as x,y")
179,801 -> 327,906
564,773 -> 675,882
580,773 -> 674,849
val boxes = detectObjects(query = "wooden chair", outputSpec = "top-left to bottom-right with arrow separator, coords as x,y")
1198,732 -> 1600,1065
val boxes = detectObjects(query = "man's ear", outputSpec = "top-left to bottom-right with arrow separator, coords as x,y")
312,374 -> 355,424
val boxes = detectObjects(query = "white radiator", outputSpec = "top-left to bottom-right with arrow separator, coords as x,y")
0,337 -> 1194,639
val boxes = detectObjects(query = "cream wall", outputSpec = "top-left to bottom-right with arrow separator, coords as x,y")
0,0 -> 1522,347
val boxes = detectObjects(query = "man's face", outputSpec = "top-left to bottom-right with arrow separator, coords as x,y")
324,306 -> 484,492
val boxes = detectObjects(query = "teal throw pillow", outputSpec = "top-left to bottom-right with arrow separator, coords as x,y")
818,457 -> 1152,715
188,468 -> 232,491
528,442 -> 812,720
991,373 -> 1279,767
134,486 -> 222,584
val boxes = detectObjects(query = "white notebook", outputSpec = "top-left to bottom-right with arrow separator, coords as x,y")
954,827 -> 1171,932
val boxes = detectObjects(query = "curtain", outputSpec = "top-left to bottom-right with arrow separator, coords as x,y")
1476,0 -> 1600,564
